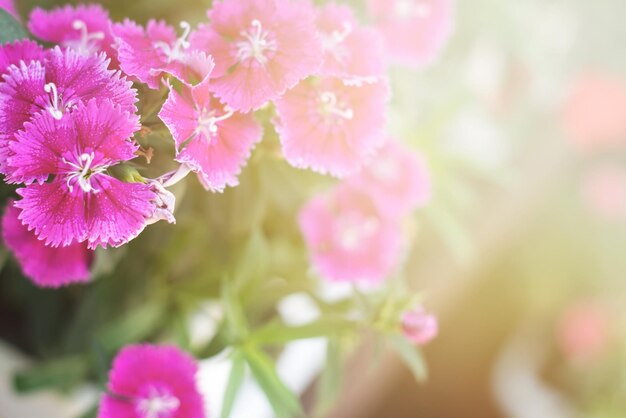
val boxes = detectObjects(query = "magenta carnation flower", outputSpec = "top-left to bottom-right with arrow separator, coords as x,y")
317,3 -> 386,84
0,0 -> 19,20
0,46 -> 136,173
299,184 -> 404,283
9,99 -> 156,249
346,139 -> 431,217
276,76 -> 389,177
190,0 -> 323,112
0,39 -> 45,74
401,306 -> 438,345
2,201 -> 92,288
159,79 -> 263,192
99,344 -> 206,418
28,4 -> 117,63
112,19 -> 214,89
369,0 -> 454,69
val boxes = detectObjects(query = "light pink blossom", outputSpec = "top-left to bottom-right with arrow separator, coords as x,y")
401,306 -> 438,345
276,76 -> 389,177
581,163 -> 626,221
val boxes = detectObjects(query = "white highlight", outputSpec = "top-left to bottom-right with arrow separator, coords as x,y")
136,387 -> 180,418
69,19 -> 105,55
235,20 -> 277,65
320,91 -> 354,121
44,82 -> 63,120
196,106 -> 235,139
63,153 -> 105,194
154,21 -> 191,63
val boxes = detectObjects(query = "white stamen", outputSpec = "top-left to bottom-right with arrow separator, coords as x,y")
320,92 -> 354,121
196,106 -> 235,139
154,21 -> 191,63
235,19 -> 277,65
44,82 -> 63,120
63,152 -> 106,193
136,388 -> 180,418
69,19 -> 105,55
338,217 -> 379,250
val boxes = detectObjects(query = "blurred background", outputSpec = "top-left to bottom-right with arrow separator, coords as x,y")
3,0 -> 626,417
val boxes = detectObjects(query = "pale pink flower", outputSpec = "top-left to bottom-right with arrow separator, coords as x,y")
99,344 -> 206,418
369,0 -> 454,69
2,201 -> 92,288
401,306 -> 438,345
317,2 -> 386,83
159,75 -> 263,192
190,0 -> 323,112
299,184 -> 404,283
112,19 -> 214,89
275,76 -> 389,177
561,73 -> 626,153
346,139 -> 431,216
28,4 -> 117,64
581,163 -> 626,221
556,301 -> 611,364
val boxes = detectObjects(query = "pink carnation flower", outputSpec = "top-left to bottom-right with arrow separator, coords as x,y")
556,301 -> 611,364
369,0 -> 454,69
561,73 -> 626,153
0,39 -> 45,74
0,0 -> 19,20
317,3 -> 386,83
299,184 -> 404,283
346,139 -> 431,216
112,19 -> 214,89
159,76 -> 263,192
275,76 -> 389,177
581,163 -> 626,221
190,0 -> 323,112
99,344 -> 206,418
401,306 -> 438,345
2,201 -> 92,288
0,46 -> 136,173
9,99 -> 156,249
28,4 -> 117,65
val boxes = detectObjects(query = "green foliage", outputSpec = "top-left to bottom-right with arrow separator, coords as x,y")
388,335 -> 428,382
0,9 -> 27,43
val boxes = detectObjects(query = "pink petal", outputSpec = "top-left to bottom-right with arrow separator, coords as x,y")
0,39 -> 45,74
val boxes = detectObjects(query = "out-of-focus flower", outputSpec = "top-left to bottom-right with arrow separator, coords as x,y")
0,46 -> 136,173
316,2 -> 386,84
28,4 -> 117,64
581,163 -> 626,221
299,184 -> 404,283
99,344 -> 206,418
368,0 -> 454,69
346,139 -> 431,216
561,73 -> 626,153
146,180 -> 176,225
10,100 -> 155,249
0,39 -> 45,75
0,0 -> 19,20
556,301 -> 611,364
276,76 -> 389,177
2,201 -> 92,288
159,75 -> 263,192
190,0 -> 323,112
401,306 -> 438,345
112,19 -> 214,89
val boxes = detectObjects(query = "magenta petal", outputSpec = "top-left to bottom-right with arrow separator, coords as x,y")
98,344 -> 206,418
2,201 -> 91,288
159,87 -> 198,150
84,176 -> 155,249
0,0 -> 19,20
0,39 -> 45,74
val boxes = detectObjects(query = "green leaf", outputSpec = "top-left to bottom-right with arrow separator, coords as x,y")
314,339 -> 342,415
14,356 -> 87,393
388,335 -> 428,382
221,350 -> 246,418
221,279 -> 249,341
250,318 -> 355,345
244,347 -> 302,418
95,300 -> 165,351
0,9 -> 28,44
233,228 -> 269,286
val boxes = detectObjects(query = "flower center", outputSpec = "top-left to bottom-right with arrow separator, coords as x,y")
196,106 -> 235,140
154,21 -> 191,63
136,387 -> 180,418
66,19 -> 105,55
394,0 -> 432,19
44,82 -> 65,120
62,152 -> 106,194
235,19 -> 277,65
337,216 -> 379,251
319,91 -> 354,123
370,157 -> 400,182
322,21 -> 352,63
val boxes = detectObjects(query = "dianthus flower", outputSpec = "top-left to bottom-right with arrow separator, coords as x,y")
112,19 -> 213,89
0,39 -> 45,75
9,99 -> 155,249
99,344 -> 206,418
276,76 -> 389,177
369,0 -> 454,69
401,306 -> 438,345
299,184 -> 404,283
190,0 -> 323,112
2,201 -> 92,288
